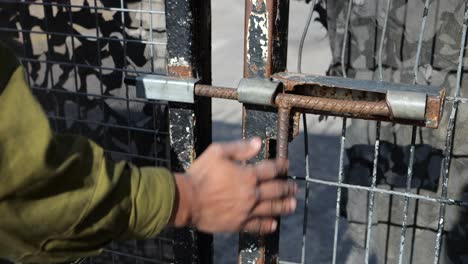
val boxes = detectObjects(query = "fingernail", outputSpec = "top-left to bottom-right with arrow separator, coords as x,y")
250,137 -> 262,150
290,198 -> 297,212
271,221 -> 278,232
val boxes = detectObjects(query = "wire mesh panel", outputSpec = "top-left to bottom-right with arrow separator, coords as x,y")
280,0 -> 468,263
0,0 -> 188,263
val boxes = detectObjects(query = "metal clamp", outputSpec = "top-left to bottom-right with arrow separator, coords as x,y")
272,72 -> 445,128
134,72 -> 445,129
136,75 -> 199,103
237,78 -> 281,106
386,90 -> 427,121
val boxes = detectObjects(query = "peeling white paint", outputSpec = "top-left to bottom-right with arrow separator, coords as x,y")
246,3 -> 270,66
254,12 -> 269,61
168,57 -> 190,67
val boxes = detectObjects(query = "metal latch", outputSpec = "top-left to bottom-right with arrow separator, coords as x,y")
386,90 -> 427,121
273,72 -> 445,128
134,73 -> 445,129
134,72 -> 445,158
136,74 -> 199,103
135,75 -> 281,106
237,78 -> 281,106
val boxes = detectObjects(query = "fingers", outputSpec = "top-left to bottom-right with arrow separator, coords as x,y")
250,197 -> 296,217
215,137 -> 262,161
257,180 -> 297,200
242,218 -> 278,235
250,159 -> 288,182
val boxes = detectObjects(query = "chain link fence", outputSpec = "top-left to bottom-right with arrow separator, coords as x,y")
0,0 -> 175,263
281,0 -> 468,263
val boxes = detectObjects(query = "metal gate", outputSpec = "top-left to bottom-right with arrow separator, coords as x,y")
1,0 -> 468,264
0,0 -> 212,263
281,1 -> 468,263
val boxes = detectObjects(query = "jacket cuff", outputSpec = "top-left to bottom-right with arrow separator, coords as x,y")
127,166 -> 175,239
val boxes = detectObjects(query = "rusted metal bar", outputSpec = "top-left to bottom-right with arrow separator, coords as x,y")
277,107 -> 291,159
194,85 -> 390,118
273,72 -> 445,128
195,84 -> 238,100
133,68 -> 445,127
192,74 -> 445,128
275,94 -> 389,117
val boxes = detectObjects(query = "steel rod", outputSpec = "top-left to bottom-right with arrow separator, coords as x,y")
364,121 -> 381,264
286,176 -> 468,207
300,113 -> 311,264
277,107 -> 291,159
195,84 -> 239,100
194,85 -> 390,117
275,94 -> 389,117
332,118 -> 347,264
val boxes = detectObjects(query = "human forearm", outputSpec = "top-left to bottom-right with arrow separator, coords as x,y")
0,60 -> 175,263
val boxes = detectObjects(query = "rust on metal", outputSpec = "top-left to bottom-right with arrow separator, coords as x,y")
277,107 -> 291,159
292,111 -> 301,138
192,83 -> 444,127
195,84 -> 239,100
272,72 -> 303,91
193,85 -> 390,119
168,65 -> 194,79
425,89 -> 446,129
271,71 -> 445,128
275,94 -> 390,117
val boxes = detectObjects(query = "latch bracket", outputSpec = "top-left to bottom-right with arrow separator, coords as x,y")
272,72 -> 445,128
237,78 -> 281,106
136,75 -> 199,103
133,72 -> 445,160
386,90 -> 427,121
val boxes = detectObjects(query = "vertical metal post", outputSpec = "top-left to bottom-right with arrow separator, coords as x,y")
165,0 -> 213,263
239,0 -> 289,263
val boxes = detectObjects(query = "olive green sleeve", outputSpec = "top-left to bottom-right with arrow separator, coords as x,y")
0,63 -> 175,262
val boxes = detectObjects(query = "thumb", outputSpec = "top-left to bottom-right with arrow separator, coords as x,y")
219,137 -> 262,161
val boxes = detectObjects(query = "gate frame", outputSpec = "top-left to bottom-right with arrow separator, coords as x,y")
238,0 -> 290,263
165,0 -> 213,263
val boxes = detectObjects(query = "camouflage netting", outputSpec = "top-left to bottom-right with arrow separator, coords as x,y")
0,0 -> 175,263
325,0 -> 468,263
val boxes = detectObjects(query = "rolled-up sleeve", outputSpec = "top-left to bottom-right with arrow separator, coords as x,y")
0,53 -> 175,263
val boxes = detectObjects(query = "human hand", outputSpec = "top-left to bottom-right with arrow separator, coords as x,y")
170,138 -> 297,235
